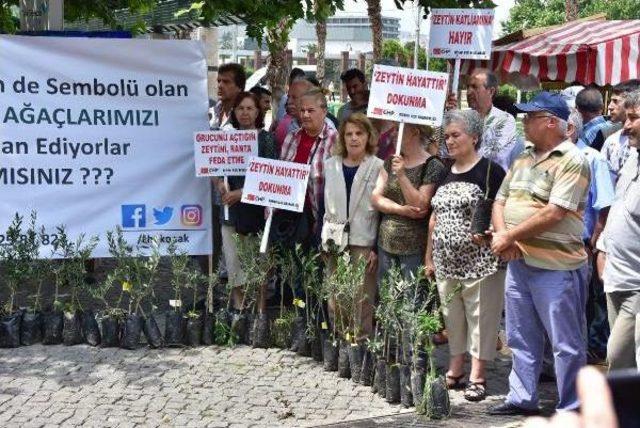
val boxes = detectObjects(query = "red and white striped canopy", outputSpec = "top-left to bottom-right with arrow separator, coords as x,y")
461,19 -> 640,87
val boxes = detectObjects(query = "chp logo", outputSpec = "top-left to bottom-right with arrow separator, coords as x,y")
180,204 -> 202,226
245,194 -> 265,203
372,107 -> 395,117
432,48 -> 450,55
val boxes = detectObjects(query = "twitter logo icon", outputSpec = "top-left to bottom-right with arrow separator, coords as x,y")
153,207 -> 173,225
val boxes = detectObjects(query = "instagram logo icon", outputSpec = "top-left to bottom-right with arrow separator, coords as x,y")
181,205 -> 202,226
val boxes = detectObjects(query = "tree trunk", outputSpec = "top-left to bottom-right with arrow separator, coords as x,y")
366,0 -> 383,62
315,19 -> 327,85
266,17 -> 293,93
565,0 -> 578,21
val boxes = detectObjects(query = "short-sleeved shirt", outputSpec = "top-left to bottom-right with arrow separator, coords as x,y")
602,150 -> 640,292
431,158 -> 506,279
378,156 -> 446,255
576,140 -> 615,241
478,106 -> 521,172
601,129 -> 631,184
496,140 -> 590,271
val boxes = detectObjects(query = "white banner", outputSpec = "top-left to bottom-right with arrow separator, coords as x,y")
0,35 -> 212,257
241,157 -> 310,212
429,9 -> 495,60
367,64 -> 449,126
194,129 -> 258,177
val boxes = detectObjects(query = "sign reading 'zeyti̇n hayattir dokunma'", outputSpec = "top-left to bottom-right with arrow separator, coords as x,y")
429,8 -> 494,60
241,157 -> 310,213
194,129 -> 258,177
367,64 -> 449,126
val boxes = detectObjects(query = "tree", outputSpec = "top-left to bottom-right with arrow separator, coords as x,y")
366,0 -> 383,62
189,1 -> 344,91
0,0 -> 159,33
312,0 -> 344,85
502,0 -> 640,35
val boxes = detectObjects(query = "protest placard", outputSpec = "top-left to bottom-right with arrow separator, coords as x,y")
367,64 -> 449,127
194,129 -> 258,177
0,35 -> 212,257
241,157 -> 311,252
429,8 -> 494,60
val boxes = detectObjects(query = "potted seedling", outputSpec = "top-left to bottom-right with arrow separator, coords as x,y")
415,310 -> 450,419
122,236 -> 161,350
21,216 -> 47,346
376,265 -> 406,404
0,212 -> 39,348
271,249 -> 297,350
296,247 -> 322,359
166,241 -> 189,346
185,267 -> 206,347
320,257 -> 339,372
470,116 -> 506,234
235,232 -> 277,349
51,225 -> 99,346
364,329 -> 383,388
87,269 -> 125,347
332,252 -> 367,382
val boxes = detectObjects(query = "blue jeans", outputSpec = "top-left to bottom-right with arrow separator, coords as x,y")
505,260 -> 588,411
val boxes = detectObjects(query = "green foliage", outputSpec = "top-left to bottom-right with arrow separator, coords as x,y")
0,212 -> 40,314
271,308 -> 296,348
0,2 -> 19,33
234,232 -> 277,314
105,227 -> 160,315
393,0 -> 495,16
502,0 -> 640,35
213,313 -> 238,346
52,225 -> 99,313
380,39 -> 447,72
332,252 -> 366,342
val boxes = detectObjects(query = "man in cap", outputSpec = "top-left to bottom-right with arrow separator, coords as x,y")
488,92 -> 591,415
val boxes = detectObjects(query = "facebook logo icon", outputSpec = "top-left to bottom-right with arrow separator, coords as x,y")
121,205 -> 146,228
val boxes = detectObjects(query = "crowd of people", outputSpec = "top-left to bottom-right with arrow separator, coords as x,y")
208,61 -> 640,415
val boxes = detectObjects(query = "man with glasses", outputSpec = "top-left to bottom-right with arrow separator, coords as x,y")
488,92 -> 591,415
599,90 -> 640,370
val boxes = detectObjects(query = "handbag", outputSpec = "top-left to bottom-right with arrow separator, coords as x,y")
321,158 -> 377,253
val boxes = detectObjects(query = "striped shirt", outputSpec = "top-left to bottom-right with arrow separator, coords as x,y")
496,140 -> 590,271
281,123 -> 338,228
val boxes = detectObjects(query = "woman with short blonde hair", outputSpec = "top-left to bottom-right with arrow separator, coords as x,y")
334,113 -> 378,157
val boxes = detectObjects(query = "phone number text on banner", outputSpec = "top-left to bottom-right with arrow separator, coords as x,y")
194,129 -> 258,177
241,157 -> 310,213
367,64 -> 449,127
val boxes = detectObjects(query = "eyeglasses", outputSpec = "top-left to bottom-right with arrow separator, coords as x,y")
524,113 -> 554,121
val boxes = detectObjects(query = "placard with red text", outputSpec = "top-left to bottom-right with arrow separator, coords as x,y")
429,9 -> 494,60
241,157 -> 310,212
194,129 -> 258,176
367,64 -> 449,126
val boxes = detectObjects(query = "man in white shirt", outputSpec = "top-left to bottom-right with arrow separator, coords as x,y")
599,90 -> 640,371
601,79 -> 640,183
448,69 -> 522,172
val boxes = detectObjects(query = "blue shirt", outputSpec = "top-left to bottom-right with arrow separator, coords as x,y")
576,139 -> 615,240
580,115 -> 611,149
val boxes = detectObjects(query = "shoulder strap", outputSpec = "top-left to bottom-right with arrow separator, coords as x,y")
346,158 -> 377,225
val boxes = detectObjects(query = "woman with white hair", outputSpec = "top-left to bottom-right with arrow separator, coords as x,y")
425,109 -> 506,401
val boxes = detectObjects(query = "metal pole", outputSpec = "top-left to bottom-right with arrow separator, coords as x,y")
413,2 -> 421,69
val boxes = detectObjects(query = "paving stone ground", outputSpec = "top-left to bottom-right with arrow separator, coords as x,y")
0,339 -> 559,428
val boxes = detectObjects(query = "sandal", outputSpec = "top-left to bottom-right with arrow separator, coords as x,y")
464,381 -> 487,402
445,373 -> 466,390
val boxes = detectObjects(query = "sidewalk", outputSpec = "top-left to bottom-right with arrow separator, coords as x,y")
0,340 -> 559,428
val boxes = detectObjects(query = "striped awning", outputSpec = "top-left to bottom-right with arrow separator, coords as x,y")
461,18 -> 640,87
